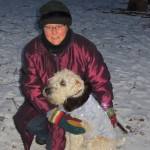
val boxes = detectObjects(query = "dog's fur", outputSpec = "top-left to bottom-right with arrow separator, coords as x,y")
43,69 -> 126,150
63,82 -> 92,112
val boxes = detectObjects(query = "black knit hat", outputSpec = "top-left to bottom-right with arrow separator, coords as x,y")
38,0 -> 72,28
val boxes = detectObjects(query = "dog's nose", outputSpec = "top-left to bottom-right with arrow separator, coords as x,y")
45,87 -> 51,95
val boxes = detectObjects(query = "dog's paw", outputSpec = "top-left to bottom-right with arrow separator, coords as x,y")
116,137 -> 126,147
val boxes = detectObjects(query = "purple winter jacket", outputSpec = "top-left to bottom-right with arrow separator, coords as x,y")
13,31 -> 113,150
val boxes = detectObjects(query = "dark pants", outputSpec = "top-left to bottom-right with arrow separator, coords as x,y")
27,115 -> 51,150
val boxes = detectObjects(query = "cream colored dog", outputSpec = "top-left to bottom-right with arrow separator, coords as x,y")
43,69 -> 126,150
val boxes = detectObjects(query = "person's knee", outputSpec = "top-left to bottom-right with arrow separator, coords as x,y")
26,115 -> 48,136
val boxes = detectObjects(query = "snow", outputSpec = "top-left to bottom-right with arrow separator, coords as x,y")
0,0 -> 150,149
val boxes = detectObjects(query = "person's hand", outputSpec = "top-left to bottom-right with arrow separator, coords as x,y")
48,108 -> 86,134
105,108 -> 117,127
109,114 -> 117,128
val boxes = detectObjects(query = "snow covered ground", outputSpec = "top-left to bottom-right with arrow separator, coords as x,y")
0,0 -> 150,149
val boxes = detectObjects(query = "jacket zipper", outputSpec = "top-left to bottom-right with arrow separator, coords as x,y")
54,54 -> 60,72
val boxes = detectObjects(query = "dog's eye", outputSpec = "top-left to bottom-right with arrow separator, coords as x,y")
60,80 -> 66,86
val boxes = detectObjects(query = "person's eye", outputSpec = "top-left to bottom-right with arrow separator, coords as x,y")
47,26 -> 52,29
57,25 -> 64,29
44,26 -> 52,30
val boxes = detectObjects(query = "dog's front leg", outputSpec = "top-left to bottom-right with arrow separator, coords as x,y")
64,133 -> 84,150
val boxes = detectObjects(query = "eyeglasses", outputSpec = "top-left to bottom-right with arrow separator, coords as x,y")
44,24 -> 66,31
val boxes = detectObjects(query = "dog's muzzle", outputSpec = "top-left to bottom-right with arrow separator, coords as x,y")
44,87 -> 51,95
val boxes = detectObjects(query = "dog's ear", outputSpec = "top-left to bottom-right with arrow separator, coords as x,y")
63,82 -> 92,112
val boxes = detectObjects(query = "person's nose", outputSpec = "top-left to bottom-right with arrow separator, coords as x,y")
51,27 -> 57,35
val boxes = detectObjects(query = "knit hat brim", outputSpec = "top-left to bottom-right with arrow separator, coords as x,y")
38,0 -> 72,28
38,11 -> 72,28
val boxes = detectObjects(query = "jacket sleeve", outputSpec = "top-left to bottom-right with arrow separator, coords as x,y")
85,45 -> 114,110
21,45 -> 55,115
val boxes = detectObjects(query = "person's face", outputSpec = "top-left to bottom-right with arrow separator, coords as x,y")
43,24 -> 68,45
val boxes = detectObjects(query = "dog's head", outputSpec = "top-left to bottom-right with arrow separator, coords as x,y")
43,69 -> 85,105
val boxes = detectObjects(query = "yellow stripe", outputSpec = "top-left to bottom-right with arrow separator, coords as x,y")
67,120 -> 83,128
